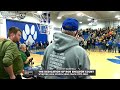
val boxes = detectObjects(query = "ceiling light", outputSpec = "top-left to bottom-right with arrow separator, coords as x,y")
79,22 -> 82,23
57,16 -> 62,19
88,18 -> 92,21
88,23 -> 92,26
77,13 -> 84,16
109,11 -> 116,13
37,11 -> 42,15
94,20 -> 97,22
118,18 -> 120,20
77,13 -> 81,16
88,16 -> 93,18
115,15 -> 120,18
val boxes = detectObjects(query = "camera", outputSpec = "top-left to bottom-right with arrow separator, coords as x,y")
28,58 -> 34,65
29,58 -> 33,62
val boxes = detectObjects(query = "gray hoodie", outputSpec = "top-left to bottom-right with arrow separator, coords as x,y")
41,32 -> 91,79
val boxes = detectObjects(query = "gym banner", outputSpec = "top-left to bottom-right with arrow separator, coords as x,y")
6,19 -> 48,45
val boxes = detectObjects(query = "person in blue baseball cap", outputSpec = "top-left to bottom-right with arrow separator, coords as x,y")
41,18 -> 91,79
61,18 -> 80,39
62,18 -> 79,31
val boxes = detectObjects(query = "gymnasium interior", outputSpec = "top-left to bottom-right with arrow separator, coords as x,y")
0,11 -> 120,79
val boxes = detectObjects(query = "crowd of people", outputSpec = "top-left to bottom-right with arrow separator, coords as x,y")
24,26 -> 120,53
78,27 -> 120,53
33,41 -> 49,50
23,41 -> 50,51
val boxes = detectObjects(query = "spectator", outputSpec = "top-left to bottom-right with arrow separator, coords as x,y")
112,39 -> 117,53
0,27 -> 24,79
107,39 -> 113,52
41,18 -> 91,79
39,41 -> 43,49
117,40 -> 120,53
19,44 -> 33,69
84,40 -> 87,50
46,41 -> 49,47
25,46 -> 30,57
102,40 -> 107,52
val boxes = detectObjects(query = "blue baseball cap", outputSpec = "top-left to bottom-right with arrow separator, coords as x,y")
62,18 -> 79,31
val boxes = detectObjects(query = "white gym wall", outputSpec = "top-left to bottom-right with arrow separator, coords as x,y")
0,18 -> 7,38
0,15 -> 40,38
1,11 -> 120,42
0,13 -> 62,43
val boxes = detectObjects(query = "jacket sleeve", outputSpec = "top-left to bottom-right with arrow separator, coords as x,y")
41,44 -> 52,70
40,47 -> 49,79
82,51 -> 90,70
20,51 -> 27,63
41,48 -> 47,70
83,51 -> 92,79
2,43 -> 18,67
78,50 -> 91,79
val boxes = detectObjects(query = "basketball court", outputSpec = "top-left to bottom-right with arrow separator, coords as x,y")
30,50 -> 120,79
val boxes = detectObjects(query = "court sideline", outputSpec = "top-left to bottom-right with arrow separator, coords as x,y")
31,50 -> 120,79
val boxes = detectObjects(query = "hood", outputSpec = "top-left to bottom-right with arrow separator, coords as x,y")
53,33 -> 79,52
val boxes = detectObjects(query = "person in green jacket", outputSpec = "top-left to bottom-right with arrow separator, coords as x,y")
19,44 -> 33,69
41,18 -> 91,79
0,27 -> 24,79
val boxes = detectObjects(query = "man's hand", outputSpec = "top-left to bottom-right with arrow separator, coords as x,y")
25,57 -> 33,64
28,57 -> 33,62
28,57 -> 33,60
4,65 -> 15,79
10,75 -> 16,79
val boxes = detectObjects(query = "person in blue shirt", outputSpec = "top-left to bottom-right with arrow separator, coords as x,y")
107,39 -> 113,52
112,39 -> 117,53
98,40 -> 102,52
117,41 -> 120,53
95,40 -> 99,52
117,26 -> 120,33
102,40 -> 106,52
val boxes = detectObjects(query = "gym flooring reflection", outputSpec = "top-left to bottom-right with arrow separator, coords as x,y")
31,50 -> 120,79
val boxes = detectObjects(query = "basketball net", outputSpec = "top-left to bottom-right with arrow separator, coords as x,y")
46,25 -> 50,35
33,12 -> 50,35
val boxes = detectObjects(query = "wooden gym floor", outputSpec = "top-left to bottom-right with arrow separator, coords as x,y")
30,50 -> 120,79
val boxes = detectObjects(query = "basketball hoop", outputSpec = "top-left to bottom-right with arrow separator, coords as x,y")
31,11 -> 51,34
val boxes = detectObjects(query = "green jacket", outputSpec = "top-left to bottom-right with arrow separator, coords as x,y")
0,39 -> 24,79
19,50 -> 29,68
